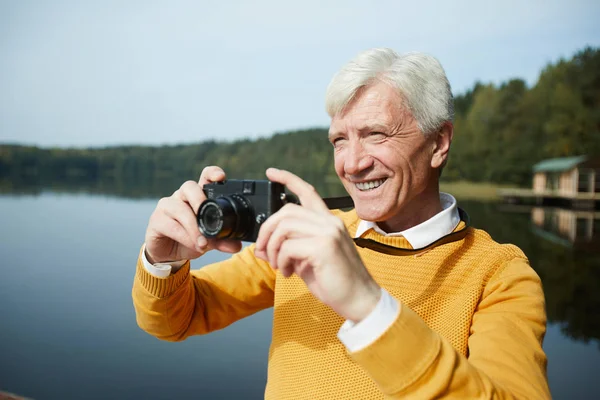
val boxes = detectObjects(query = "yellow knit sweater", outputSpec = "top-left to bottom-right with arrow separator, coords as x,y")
132,209 -> 550,399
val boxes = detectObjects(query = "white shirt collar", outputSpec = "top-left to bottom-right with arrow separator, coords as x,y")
354,193 -> 460,249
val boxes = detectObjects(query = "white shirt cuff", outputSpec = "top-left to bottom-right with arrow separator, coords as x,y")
337,288 -> 401,353
141,244 -> 188,278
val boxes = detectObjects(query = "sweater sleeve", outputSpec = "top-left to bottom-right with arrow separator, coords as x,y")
132,243 -> 276,342
347,257 -> 551,399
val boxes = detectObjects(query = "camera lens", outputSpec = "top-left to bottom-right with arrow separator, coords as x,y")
201,202 -> 224,233
197,195 -> 253,240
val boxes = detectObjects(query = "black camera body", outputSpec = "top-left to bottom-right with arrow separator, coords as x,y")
197,180 -> 298,242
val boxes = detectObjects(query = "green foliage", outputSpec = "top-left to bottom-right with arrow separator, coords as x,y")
1,47 -> 599,193
446,46 -> 600,186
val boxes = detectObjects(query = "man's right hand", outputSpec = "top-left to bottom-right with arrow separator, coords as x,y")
144,166 -> 243,264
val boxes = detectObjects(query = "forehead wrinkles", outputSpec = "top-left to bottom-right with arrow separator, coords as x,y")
332,85 -> 403,134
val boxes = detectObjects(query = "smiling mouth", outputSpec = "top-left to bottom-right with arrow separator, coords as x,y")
354,178 -> 386,191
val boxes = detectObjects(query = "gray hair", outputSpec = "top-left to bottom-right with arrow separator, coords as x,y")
325,48 -> 454,135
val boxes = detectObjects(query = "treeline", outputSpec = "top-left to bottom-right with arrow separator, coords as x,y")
447,46 -> 600,185
1,47 -> 599,197
0,131 -> 343,197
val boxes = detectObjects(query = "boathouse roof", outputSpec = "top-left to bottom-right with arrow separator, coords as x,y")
532,156 -> 588,173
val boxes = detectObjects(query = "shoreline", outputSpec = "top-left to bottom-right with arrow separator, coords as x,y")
440,181 -> 508,201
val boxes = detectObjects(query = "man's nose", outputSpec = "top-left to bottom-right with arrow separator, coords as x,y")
344,140 -> 373,175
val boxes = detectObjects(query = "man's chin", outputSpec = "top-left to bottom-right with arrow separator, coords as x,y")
353,204 -> 389,223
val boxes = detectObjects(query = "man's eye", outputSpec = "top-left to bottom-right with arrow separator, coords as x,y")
370,132 -> 386,137
332,137 -> 345,145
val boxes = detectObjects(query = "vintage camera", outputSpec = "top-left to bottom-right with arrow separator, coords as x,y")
197,180 -> 299,242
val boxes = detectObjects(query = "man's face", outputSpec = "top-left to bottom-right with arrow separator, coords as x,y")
328,81 -> 437,226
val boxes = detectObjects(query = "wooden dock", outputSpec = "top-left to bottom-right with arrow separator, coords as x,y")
498,188 -> 600,210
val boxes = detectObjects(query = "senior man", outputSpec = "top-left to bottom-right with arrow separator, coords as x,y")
133,48 -> 550,399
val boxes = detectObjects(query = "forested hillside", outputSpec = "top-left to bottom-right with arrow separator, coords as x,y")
446,47 -> 600,185
1,47 -> 598,197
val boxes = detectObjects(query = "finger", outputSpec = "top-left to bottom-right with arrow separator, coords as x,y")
175,180 -> 205,216
255,248 -> 268,262
255,204 -> 327,256
148,214 -> 201,255
159,197 -> 202,247
277,238 -> 314,278
278,253 -> 313,281
199,166 -> 226,185
294,259 -> 314,282
265,216 -> 323,270
280,262 -> 294,278
211,239 -> 243,254
265,168 -> 328,212
255,203 -> 289,257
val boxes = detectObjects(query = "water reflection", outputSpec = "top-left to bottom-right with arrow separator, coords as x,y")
531,207 -> 600,251
482,202 -> 600,345
529,207 -> 600,344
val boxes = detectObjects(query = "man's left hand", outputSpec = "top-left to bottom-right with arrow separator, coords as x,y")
254,168 -> 381,323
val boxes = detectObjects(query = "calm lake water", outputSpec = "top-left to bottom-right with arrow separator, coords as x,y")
1,192 -> 599,399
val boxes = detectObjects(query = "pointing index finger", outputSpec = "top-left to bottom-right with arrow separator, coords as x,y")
266,168 -> 328,212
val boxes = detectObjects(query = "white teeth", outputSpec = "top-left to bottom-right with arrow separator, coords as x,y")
355,179 -> 385,191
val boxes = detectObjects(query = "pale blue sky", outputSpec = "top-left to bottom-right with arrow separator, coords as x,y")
1,0 -> 599,147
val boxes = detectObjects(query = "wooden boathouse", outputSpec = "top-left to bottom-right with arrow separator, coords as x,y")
499,155 -> 600,209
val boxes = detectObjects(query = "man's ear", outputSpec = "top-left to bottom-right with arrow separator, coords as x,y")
431,122 -> 453,169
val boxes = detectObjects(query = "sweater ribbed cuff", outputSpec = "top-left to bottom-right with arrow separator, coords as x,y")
348,305 -> 441,395
136,249 -> 191,298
